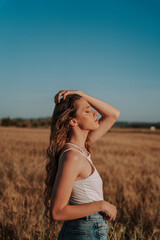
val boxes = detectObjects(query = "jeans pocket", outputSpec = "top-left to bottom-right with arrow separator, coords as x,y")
97,221 -> 110,237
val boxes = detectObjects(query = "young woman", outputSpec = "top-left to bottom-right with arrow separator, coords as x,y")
44,90 -> 120,240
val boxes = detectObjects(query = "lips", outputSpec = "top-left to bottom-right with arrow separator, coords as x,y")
94,119 -> 98,122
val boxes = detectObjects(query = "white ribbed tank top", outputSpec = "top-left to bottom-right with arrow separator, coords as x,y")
58,142 -> 104,205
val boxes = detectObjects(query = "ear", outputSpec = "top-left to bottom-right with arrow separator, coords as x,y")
69,118 -> 78,127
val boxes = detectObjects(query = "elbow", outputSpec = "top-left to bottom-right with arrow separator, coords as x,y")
114,110 -> 120,119
51,208 -> 63,221
51,203 -> 67,221
52,209 -> 59,221
50,206 -> 58,221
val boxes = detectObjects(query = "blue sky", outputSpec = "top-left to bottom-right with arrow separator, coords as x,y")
0,0 -> 160,122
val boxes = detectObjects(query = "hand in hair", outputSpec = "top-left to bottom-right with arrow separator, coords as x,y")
54,90 -> 82,104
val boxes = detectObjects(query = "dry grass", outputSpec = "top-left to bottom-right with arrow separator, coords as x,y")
0,126 -> 159,240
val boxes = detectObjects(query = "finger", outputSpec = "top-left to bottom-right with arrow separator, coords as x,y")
58,90 -> 68,103
63,91 -> 69,101
58,90 -> 78,102
57,91 -> 65,103
60,90 -> 69,102
57,91 -> 63,103
55,91 -> 64,104
58,90 -> 65,94
110,216 -> 114,221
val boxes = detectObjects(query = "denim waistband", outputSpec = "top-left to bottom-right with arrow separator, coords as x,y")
75,211 -> 109,221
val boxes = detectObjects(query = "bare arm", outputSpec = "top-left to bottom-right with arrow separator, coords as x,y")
50,150 -> 104,221
79,91 -> 120,119
79,91 -> 120,143
55,200 -> 104,221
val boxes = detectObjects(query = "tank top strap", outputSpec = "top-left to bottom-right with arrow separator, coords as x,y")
65,142 -> 91,157
58,148 -> 88,164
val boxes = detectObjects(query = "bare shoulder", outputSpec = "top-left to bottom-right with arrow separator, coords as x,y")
58,148 -> 83,171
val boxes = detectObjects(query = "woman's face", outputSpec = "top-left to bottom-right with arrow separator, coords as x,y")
73,97 -> 99,131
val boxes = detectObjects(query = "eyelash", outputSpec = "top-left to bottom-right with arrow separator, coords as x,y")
85,111 -> 90,113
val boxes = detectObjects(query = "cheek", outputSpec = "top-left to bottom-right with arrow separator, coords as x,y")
82,115 -> 92,122
77,115 -> 89,126
80,116 -> 95,127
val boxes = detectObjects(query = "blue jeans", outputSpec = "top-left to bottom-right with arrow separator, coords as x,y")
57,211 -> 110,240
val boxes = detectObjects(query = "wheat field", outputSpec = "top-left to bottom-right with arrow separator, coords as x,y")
0,126 -> 159,240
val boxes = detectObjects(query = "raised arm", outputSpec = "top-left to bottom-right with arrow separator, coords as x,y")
78,91 -> 120,144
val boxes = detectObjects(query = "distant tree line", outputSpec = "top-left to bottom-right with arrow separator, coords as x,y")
0,117 -> 51,128
114,121 -> 160,129
0,117 -> 159,129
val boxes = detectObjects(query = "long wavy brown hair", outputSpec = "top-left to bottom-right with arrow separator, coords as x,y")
43,93 -> 92,233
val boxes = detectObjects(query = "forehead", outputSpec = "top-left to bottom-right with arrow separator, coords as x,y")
75,98 -> 90,110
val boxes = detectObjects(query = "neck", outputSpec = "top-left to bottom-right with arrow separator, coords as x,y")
67,129 -> 89,149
